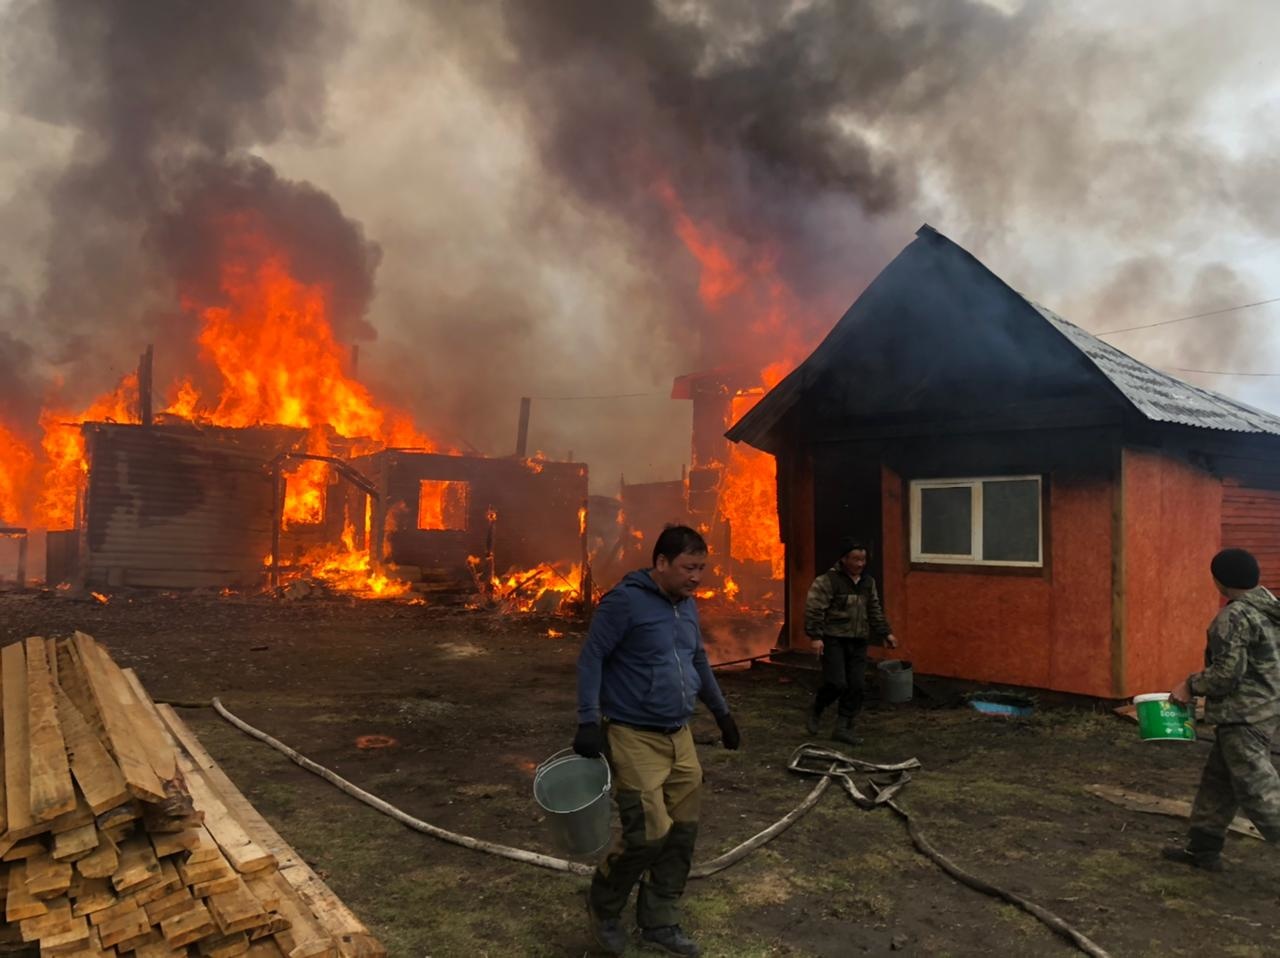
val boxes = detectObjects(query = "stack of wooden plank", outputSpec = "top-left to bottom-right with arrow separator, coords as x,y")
1,632 -> 384,958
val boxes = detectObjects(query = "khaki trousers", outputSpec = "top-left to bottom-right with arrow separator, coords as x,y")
588,723 -> 702,928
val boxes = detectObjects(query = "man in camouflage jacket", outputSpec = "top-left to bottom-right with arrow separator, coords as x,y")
803,537 -> 897,745
1165,547 -> 1280,871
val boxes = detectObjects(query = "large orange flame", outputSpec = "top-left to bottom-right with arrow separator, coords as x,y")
15,215 -> 441,596
38,374 -> 140,529
658,179 -> 813,596
0,421 -> 36,527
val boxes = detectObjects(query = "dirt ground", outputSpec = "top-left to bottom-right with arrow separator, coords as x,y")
2,590 -> 1279,958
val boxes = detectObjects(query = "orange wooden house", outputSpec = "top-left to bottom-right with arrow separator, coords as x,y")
729,225 -> 1280,699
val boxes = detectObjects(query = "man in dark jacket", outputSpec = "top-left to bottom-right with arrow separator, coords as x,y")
1165,547 -> 1280,871
803,537 -> 897,745
574,525 -> 740,958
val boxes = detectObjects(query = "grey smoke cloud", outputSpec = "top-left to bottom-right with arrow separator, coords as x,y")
2,0 -> 1280,496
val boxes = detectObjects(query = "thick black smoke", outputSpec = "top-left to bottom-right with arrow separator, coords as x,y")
426,0 -> 1280,383
1,0 -> 376,410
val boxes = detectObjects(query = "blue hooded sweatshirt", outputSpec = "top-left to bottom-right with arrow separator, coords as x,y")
577,569 -> 729,728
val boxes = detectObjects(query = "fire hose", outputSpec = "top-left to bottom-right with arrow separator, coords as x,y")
209,699 -> 1111,957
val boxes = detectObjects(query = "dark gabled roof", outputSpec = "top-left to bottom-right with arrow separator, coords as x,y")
728,225 -> 1280,450
1030,301 -> 1280,435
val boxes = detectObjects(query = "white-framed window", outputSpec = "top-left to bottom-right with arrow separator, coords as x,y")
909,475 -> 1043,567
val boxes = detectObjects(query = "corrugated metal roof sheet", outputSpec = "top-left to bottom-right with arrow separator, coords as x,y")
1029,300 -> 1280,436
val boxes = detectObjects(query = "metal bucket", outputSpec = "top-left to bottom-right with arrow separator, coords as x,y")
877,659 -> 914,704
533,748 -> 613,857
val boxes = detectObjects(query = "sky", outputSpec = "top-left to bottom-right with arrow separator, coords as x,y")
1,0 -> 1279,494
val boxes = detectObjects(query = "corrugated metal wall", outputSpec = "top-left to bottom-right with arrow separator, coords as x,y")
83,424 -> 303,589
1222,477 -> 1280,590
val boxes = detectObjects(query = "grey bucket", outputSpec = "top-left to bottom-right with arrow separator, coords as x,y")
877,659 -> 914,704
533,748 -> 613,857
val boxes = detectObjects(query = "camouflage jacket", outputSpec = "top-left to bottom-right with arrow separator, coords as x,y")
803,565 -> 892,642
1189,586 -> 1280,725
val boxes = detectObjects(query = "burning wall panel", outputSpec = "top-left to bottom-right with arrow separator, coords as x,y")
358,451 -> 587,586
82,422 -> 307,589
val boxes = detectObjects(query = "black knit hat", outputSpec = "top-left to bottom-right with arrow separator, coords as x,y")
1211,548 -> 1260,589
837,537 -> 869,559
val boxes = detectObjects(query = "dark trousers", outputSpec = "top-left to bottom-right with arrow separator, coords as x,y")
1187,716 -> 1280,853
813,636 -> 869,719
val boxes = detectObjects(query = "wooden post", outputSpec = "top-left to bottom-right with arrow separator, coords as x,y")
485,507 -> 497,599
15,531 -> 27,590
515,397 -> 531,458
579,499 -> 593,615
138,345 -> 153,427
270,461 -> 282,591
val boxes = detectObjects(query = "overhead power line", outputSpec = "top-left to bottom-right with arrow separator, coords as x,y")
1173,367 -> 1280,378
529,391 -> 664,401
1095,296 -> 1280,336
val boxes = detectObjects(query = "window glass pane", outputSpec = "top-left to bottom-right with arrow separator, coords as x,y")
982,479 -> 1039,562
920,486 -> 972,556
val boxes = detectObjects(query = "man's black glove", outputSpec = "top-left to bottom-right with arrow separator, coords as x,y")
573,722 -> 605,758
715,712 -> 741,750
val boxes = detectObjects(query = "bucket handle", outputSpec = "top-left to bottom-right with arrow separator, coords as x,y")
536,747 -> 612,793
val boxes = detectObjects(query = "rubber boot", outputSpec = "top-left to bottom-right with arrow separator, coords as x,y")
832,715 -> 862,747
805,702 -> 823,736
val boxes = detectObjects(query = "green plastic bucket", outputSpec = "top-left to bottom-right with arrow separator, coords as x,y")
533,748 -> 612,857
1133,692 -> 1195,742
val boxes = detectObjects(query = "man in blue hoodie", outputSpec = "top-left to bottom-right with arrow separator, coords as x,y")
574,525 -> 740,957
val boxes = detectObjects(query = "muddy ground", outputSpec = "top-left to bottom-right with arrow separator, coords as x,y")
2,590 -> 1278,958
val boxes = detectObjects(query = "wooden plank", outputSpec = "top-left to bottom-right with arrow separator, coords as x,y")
172,751 -> 275,875
26,637 -> 76,822
2,640 -> 38,842
55,639 -> 109,747
52,823 -> 99,862
107,665 -> 178,788
246,940 -> 287,958
74,828 -> 119,879
54,685 -> 130,815
18,895 -> 73,941
97,905 -> 150,949
207,877 -> 270,935
133,930 -> 188,958
266,871 -> 338,958
156,706 -> 383,958
151,827 -> 202,859
144,886 -> 195,925
2,837 -> 44,861
48,789 -> 97,835
198,931 -> 252,957
24,847 -> 73,899
177,851 -> 236,886
160,899 -> 216,948
1086,783 -> 1264,839
72,633 -> 167,804
87,895 -> 141,928
133,857 -> 182,905
5,861 -> 48,921
68,874 -> 115,918
111,833 -> 162,893
45,636 -> 59,686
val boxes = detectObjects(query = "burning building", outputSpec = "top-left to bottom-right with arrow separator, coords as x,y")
730,225 -> 1280,700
